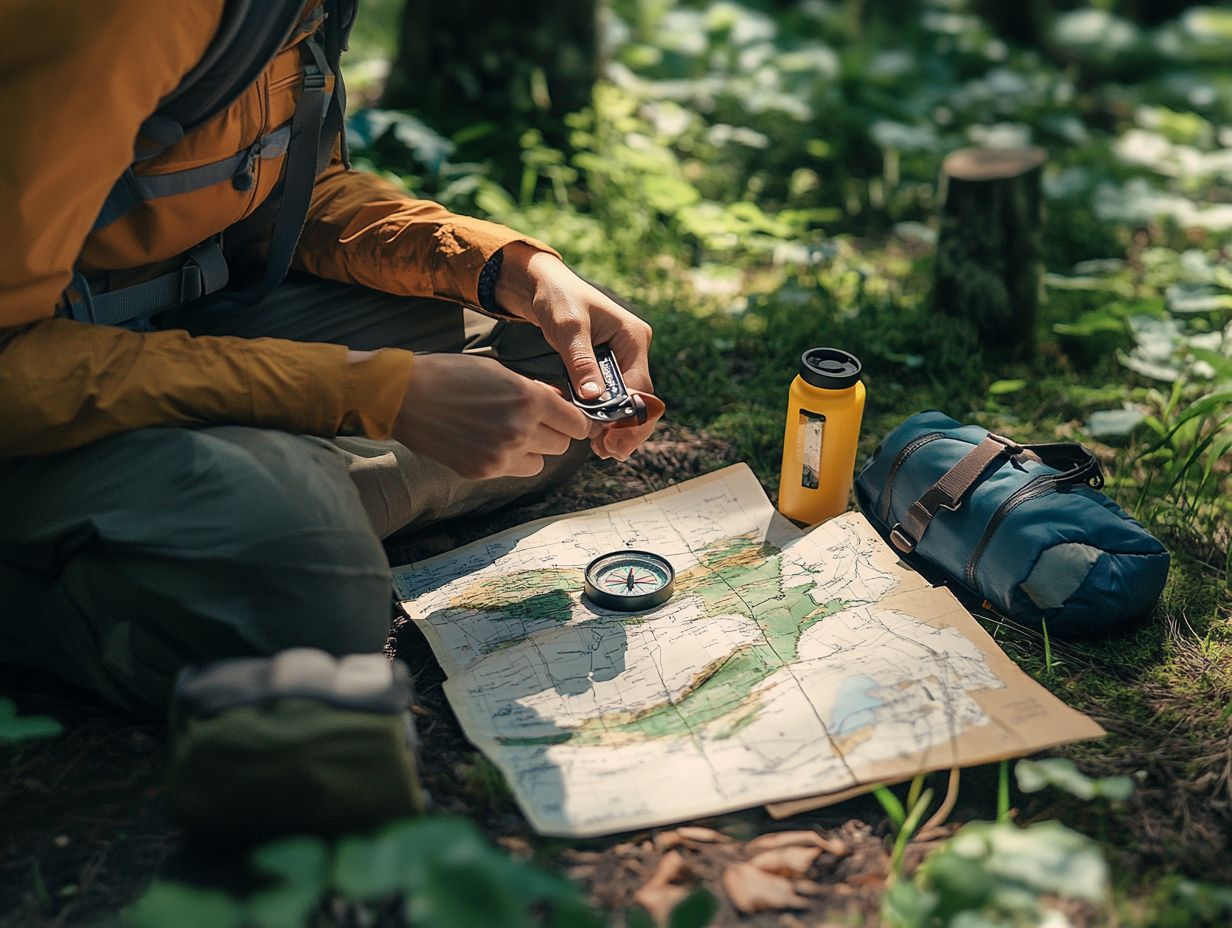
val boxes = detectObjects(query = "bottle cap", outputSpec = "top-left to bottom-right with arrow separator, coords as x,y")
799,347 -> 862,390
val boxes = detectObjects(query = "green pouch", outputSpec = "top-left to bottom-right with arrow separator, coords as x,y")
167,648 -> 425,840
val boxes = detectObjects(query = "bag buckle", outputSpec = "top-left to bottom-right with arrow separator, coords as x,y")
987,433 -> 1025,456
889,523 -> 917,554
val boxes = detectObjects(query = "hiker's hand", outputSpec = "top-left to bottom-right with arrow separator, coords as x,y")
391,353 -> 592,479
495,242 -> 663,462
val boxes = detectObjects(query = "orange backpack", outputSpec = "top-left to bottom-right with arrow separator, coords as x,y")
65,0 -> 356,327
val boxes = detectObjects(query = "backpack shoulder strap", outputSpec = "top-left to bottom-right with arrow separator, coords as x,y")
155,0 -> 312,137
70,0 -> 354,327
91,0 -> 312,231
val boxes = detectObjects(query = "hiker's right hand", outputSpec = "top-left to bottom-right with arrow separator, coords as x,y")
392,353 -> 592,479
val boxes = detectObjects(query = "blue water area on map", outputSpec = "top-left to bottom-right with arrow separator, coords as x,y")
830,673 -> 886,735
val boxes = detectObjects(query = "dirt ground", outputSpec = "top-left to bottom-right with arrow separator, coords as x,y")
0,425 -> 1224,926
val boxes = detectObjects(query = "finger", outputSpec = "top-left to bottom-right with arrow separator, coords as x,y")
532,381 -> 593,441
599,424 -> 649,462
528,422 -> 574,457
555,314 -> 605,400
508,453 -> 546,478
597,393 -> 664,460
607,324 -> 654,395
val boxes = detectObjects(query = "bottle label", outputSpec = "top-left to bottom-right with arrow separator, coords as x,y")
798,409 -> 825,489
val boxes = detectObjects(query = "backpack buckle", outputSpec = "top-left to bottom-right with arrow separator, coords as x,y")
178,259 -> 205,304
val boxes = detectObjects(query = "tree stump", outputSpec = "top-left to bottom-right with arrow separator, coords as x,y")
933,147 -> 1047,355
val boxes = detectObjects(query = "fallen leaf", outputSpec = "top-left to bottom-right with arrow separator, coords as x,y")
749,846 -> 821,878
646,850 -> 688,885
566,850 -> 603,864
747,831 -> 822,852
793,880 -> 826,896
654,830 -> 684,851
614,842 -> 639,857
496,836 -> 531,857
820,837 -> 849,858
747,830 -> 848,857
722,861 -> 809,914
676,826 -> 730,844
634,851 -> 691,927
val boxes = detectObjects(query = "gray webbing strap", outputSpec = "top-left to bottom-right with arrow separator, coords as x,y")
93,126 -> 292,232
890,433 -> 1027,554
64,240 -> 229,327
245,37 -> 330,298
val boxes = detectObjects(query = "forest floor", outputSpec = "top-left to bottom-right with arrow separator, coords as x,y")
1,422 -> 1228,927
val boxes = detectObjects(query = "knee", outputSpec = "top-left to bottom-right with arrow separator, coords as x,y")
98,428 -> 391,655
178,429 -> 393,656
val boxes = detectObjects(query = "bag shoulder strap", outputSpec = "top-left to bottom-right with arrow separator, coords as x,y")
889,434 -> 1105,554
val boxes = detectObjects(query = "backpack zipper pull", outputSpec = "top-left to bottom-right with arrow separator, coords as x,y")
233,144 -> 260,191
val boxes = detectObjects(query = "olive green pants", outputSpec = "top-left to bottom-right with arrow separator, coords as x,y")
0,275 -> 584,714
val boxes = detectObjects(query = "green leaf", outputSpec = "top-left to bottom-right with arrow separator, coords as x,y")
546,897 -> 608,928
333,817 -> 488,900
1085,406 -> 1145,440
123,882 -> 245,928
889,787 -> 934,878
922,845 -> 994,917
669,888 -> 718,928
881,880 -> 937,928
872,784 -> 907,830
987,379 -> 1027,396
1015,758 -> 1134,801
624,905 -> 657,928
944,821 -> 1109,902
246,837 -> 329,928
0,698 -> 62,743
250,836 -> 330,884
406,855 -> 531,928
1145,391 -> 1232,451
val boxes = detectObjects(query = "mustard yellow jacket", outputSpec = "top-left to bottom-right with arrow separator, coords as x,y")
0,0 -> 555,457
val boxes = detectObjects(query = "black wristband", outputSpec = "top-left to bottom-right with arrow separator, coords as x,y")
477,248 -> 505,315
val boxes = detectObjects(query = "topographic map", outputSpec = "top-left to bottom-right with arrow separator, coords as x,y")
393,465 -> 1102,837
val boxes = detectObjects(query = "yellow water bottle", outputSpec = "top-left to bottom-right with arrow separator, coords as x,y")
777,348 -> 866,525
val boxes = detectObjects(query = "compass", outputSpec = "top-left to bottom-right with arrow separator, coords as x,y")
582,550 -> 676,612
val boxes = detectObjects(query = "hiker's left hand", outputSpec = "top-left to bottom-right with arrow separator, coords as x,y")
495,242 -> 663,461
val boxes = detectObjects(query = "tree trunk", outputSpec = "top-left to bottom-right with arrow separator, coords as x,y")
382,0 -> 599,136
933,147 -> 1047,356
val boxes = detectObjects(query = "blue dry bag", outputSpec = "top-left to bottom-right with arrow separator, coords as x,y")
855,411 -> 1170,637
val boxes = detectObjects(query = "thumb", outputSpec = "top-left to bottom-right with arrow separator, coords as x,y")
562,322 -> 605,401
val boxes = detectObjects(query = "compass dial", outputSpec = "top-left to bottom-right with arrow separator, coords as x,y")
583,550 -> 676,612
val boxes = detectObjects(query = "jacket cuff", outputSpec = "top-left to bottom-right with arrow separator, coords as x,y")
339,347 -> 416,439
430,221 -> 559,308
244,341 -> 414,440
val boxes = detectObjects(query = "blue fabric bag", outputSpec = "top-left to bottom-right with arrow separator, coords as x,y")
855,411 -> 1169,636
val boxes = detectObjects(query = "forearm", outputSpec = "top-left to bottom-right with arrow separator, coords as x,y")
0,319 -> 414,458
293,164 -> 559,306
